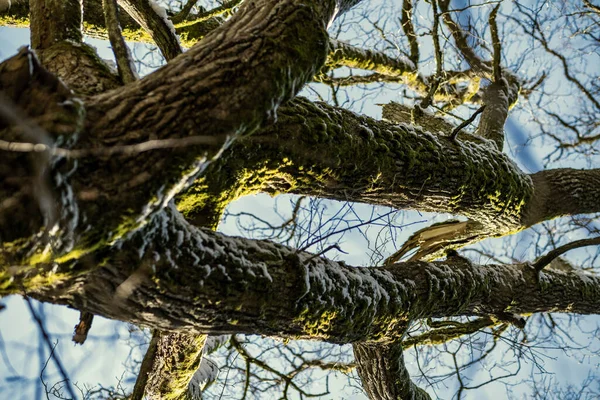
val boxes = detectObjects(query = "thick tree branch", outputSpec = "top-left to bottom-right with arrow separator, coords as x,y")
118,0 -> 182,61
0,0 -> 225,47
138,330 -> 206,399
402,317 -> 496,349
381,101 -> 455,134
178,97 -> 532,234
354,342 -> 431,400
320,39 -> 416,79
131,330 -> 161,400
29,0 -> 83,49
176,97 -> 600,259
7,205 -> 600,344
2,1 -> 489,108
476,81 -> 508,149
0,0 -> 345,264
103,0 -> 138,84
525,169 -> 600,226
28,0 -> 121,95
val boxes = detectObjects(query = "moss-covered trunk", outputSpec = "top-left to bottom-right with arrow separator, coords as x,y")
7,205 -> 599,344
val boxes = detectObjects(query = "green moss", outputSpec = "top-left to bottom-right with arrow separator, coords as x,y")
0,14 -> 29,28
295,308 -> 339,338
161,334 -> 207,400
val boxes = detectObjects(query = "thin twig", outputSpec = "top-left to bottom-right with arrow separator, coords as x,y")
0,134 -> 227,158
489,3 -> 502,82
171,0 -> 198,24
533,236 -> 600,272
305,244 -> 348,261
401,0 -> 419,65
450,105 -> 486,139
24,296 -> 77,400
416,0 -> 443,113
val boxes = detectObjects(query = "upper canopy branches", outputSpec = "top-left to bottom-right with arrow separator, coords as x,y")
1,1 -> 599,398
0,0 -> 598,332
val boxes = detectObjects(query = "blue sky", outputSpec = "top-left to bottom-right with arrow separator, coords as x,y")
1,1 -> 599,398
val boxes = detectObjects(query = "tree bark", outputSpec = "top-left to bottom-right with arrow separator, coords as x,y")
178,98 -> 600,244
0,0 -> 340,263
117,0 -> 182,60
7,205 -> 600,344
354,342 -> 431,400
133,330 -> 206,400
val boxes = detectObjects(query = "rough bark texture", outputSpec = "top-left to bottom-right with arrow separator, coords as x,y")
179,97 -> 533,234
477,80 -> 509,150
73,0 -> 332,244
29,0 -> 83,49
28,0 -> 122,95
2,1 -> 600,398
140,330 -> 206,400
354,342 -> 431,400
7,205 -> 600,344
0,0 -> 337,266
526,168 -> 600,225
118,0 -> 182,60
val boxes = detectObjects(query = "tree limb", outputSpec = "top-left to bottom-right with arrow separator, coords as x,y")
354,341 -> 432,400
402,317 -> 496,349
6,205 -> 600,343
103,0 -> 138,84
401,0 -> 419,66
320,39 -> 416,79
117,0 -> 182,61
533,236 -> 600,272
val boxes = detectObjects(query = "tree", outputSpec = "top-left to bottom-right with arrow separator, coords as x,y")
1,0 -> 599,398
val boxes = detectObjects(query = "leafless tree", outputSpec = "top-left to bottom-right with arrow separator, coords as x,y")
1,0 -> 600,398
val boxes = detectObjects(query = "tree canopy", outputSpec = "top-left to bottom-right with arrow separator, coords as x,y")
1,0 -> 599,398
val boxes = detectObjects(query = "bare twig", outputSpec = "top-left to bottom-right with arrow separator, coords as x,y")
533,237 -> 600,272
130,330 -> 160,400
401,0 -> 419,65
489,3 -> 502,82
451,105 -> 486,139
403,317 -> 496,349
24,296 -> 77,400
171,0 -> 198,24
305,244 -> 348,261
